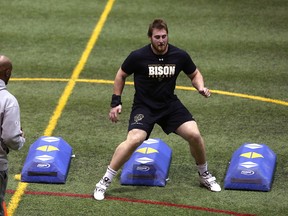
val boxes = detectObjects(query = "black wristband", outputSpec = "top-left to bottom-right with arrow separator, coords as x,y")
111,94 -> 122,108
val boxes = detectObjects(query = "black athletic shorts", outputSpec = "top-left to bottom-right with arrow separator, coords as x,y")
128,100 -> 195,138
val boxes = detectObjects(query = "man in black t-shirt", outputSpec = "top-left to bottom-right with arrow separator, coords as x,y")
94,19 -> 221,201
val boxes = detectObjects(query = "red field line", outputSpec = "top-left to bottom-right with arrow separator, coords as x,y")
6,189 -> 256,216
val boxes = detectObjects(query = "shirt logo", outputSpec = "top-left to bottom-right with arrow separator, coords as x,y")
148,64 -> 175,78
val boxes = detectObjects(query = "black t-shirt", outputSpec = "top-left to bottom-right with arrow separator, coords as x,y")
122,44 -> 197,110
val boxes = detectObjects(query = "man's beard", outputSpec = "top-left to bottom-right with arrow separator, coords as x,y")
151,42 -> 168,54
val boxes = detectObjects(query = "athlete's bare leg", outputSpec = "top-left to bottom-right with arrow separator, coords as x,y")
176,121 -> 206,165
109,129 -> 147,171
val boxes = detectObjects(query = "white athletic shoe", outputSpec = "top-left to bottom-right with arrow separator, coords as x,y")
93,179 -> 110,200
199,171 -> 221,192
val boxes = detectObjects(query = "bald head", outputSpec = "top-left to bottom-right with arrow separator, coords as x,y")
0,55 -> 13,85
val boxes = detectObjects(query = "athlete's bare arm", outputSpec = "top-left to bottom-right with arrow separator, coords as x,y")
109,68 -> 130,123
187,68 -> 211,98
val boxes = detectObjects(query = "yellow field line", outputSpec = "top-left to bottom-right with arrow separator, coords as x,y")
7,0 -> 115,215
175,86 -> 288,107
211,90 -> 288,107
11,77 -> 288,107
11,78 -> 70,82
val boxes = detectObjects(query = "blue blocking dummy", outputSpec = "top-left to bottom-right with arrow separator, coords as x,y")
21,136 -> 73,183
120,138 -> 172,186
224,143 -> 276,191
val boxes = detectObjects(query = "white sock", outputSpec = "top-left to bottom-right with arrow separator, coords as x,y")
102,166 -> 117,183
197,162 -> 208,175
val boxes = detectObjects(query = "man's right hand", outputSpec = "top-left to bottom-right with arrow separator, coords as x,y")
109,105 -> 122,123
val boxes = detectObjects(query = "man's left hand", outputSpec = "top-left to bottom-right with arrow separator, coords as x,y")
198,87 -> 211,98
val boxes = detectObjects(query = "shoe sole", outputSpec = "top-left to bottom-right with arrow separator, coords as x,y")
200,183 -> 221,192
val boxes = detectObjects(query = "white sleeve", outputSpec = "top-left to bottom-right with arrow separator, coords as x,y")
1,97 -> 25,150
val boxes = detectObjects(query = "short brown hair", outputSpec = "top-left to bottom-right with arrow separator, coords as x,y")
147,19 -> 168,37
